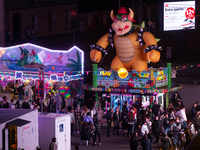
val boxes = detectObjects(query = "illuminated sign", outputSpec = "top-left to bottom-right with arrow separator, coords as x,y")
164,1 -> 195,31
133,72 -> 150,78
157,71 -> 166,81
138,73 -> 150,78
118,68 -> 128,79
15,71 -> 23,79
99,71 -> 112,77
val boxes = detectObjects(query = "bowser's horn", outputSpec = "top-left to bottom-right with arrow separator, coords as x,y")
110,10 -> 115,20
128,8 -> 134,19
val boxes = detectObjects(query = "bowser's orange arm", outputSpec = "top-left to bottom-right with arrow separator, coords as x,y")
142,32 -> 161,63
90,33 -> 109,63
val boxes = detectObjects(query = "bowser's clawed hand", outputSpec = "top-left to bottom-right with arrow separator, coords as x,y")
90,49 -> 102,63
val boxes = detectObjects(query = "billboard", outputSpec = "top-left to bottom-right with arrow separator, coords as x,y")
164,1 -> 195,31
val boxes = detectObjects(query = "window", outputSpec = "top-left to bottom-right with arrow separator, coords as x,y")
65,10 -> 72,28
48,12 -> 56,31
31,15 -> 39,32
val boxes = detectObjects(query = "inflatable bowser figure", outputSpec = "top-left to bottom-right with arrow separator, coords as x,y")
90,7 -> 162,72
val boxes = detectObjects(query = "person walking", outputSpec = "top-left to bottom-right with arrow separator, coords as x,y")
152,101 -> 160,117
75,105 -> 82,133
113,108 -> 120,135
94,116 -> 102,145
67,109 -> 75,136
80,121 -> 89,146
161,133 -> 171,150
163,113 -> 171,135
49,137 -> 58,150
152,116 -> 161,144
191,103 -> 197,121
106,108 -> 113,137
141,134 -> 151,150
96,106 -> 104,124
127,107 -> 137,137
130,132 -> 139,150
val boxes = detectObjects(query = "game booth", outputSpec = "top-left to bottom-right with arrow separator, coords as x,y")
84,64 -> 183,111
0,43 -> 84,100
84,7 -> 183,112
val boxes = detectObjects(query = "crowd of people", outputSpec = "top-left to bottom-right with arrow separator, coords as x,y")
1,91 -> 200,149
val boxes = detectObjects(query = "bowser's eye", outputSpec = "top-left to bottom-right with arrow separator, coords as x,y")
113,17 -> 118,22
121,15 -> 128,21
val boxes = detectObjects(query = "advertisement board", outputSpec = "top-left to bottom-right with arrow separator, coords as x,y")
164,1 -> 195,31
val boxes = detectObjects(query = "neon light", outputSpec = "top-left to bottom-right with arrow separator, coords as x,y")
118,68 -> 128,79
0,43 -> 84,76
100,71 -> 112,77
15,71 -> 23,79
50,74 -> 58,81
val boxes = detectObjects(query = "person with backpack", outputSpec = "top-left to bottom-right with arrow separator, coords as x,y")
127,107 -> 137,137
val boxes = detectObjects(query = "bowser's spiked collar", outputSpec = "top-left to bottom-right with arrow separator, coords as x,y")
119,26 -> 135,37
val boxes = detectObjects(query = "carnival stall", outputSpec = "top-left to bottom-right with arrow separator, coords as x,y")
84,7 -> 183,111
0,43 -> 84,100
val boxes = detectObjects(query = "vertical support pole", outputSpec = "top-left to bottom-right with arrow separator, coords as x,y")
93,64 -> 98,107
167,63 -> 171,89
150,94 -> 153,109
150,68 -> 154,89
167,63 -> 171,108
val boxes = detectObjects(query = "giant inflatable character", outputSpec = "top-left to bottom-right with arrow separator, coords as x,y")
90,7 -> 162,72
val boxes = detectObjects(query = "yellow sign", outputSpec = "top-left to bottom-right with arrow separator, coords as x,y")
100,71 -> 112,77
118,68 -> 128,79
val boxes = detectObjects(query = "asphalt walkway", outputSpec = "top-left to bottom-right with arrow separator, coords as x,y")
71,124 -> 163,150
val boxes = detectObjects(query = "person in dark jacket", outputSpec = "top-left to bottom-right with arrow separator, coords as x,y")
113,108 -> 120,135
106,108 -> 113,137
147,132 -> 154,150
21,99 -> 30,109
17,84 -> 24,101
173,123 -> 180,146
130,132 -> 139,150
191,103 -> 197,121
170,92 -> 181,107
161,133 -> 171,150
152,116 -> 161,143
122,101 -> 128,114
152,101 -> 160,117
141,134 -> 151,150
2,97 -> 9,108
15,100 -> 21,109
163,113 -> 171,134
121,107 -> 128,131
94,116 -> 102,145
80,121 -> 89,146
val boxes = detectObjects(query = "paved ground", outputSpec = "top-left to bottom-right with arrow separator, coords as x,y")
71,124 -> 163,150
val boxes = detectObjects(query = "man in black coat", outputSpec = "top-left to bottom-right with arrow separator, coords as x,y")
2,99 -> 9,108
106,108 -> 113,137
152,101 -> 160,117
147,132 -> 154,150
141,134 -> 151,150
163,113 -> 171,134
152,116 -> 161,143
21,99 -> 30,109
191,103 -> 197,121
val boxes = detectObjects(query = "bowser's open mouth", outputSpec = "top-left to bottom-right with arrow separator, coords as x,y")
115,25 -> 129,32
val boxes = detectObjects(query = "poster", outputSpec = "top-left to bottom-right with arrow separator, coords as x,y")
164,1 -> 195,31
